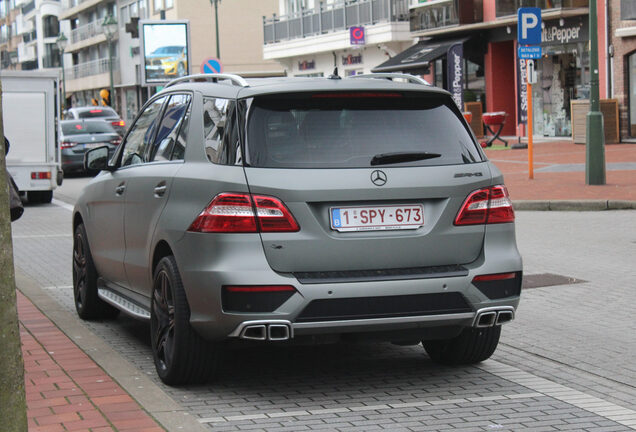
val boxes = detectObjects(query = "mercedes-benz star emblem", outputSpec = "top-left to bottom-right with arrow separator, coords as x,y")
370,170 -> 387,186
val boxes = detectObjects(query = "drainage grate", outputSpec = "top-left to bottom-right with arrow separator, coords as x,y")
522,273 -> 586,289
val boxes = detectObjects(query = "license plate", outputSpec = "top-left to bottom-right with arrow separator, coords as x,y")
84,143 -> 104,149
330,204 -> 424,232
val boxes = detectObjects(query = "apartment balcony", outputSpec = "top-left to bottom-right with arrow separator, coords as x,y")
20,0 -> 35,15
409,0 -> 483,33
263,0 -> 411,60
70,20 -> 103,44
17,42 -> 36,62
67,56 -> 117,79
60,0 -> 105,20
65,56 -> 120,93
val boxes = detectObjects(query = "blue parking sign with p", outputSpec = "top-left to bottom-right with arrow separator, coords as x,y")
518,8 -> 542,45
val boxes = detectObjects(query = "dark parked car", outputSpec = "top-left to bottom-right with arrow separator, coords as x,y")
65,106 -> 126,136
75,73 -> 522,385
59,120 -> 121,174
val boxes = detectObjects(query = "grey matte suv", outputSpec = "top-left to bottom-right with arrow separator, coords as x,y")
74,73 -> 522,385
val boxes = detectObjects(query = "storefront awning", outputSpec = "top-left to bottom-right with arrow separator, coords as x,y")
372,37 -> 468,73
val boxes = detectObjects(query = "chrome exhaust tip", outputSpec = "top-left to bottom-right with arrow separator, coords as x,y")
496,310 -> 514,325
241,325 -> 267,340
268,324 -> 290,341
475,311 -> 497,327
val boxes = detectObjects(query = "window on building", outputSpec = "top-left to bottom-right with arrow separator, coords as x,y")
42,15 -> 59,38
154,0 -> 172,12
285,0 -> 307,15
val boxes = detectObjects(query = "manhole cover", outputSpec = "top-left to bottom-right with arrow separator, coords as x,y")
522,273 -> 586,289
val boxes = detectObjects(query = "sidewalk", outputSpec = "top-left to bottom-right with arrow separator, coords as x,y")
17,291 -> 165,432
484,140 -> 636,209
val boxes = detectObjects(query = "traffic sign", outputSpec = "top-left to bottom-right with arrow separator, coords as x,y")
527,59 -> 537,84
201,57 -> 222,74
518,7 -> 542,45
350,26 -> 365,45
518,45 -> 542,59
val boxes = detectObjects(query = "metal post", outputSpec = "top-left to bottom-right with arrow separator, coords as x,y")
586,0 -> 605,185
213,0 -> 220,59
528,77 -> 534,179
108,39 -> 114,108
60,55 -> 66,110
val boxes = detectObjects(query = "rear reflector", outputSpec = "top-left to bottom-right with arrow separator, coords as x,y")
473,272 -> 516,282
188,193 -> 299,233
31,172 -> 51,180
454,185 -> 514,225
225,285 -> 296,293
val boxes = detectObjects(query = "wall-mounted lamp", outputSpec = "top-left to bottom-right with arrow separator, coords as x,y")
559,18 -> 564,26
506,26 -> 511,34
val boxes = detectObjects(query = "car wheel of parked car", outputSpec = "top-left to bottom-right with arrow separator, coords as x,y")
28,190 -> 53,204
72,223 -> 120,320
151,256 -> 218,385
423,325 -> 501,365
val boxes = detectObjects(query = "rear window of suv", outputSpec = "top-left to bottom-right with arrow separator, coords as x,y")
77,108 -> 118,119
245,92 -> 482,168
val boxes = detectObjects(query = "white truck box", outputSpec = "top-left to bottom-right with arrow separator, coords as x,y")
1,70 -> 61,203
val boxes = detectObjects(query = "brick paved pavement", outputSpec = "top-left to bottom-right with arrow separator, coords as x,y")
484,141 -> 636,202
10,201 -> 636,431
18,291 -> 164,432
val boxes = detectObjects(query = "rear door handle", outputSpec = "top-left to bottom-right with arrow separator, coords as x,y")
115,182 -> 126,196
154,182 -> 167,197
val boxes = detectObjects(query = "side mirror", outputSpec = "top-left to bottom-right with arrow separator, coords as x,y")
84,146 -> 115,172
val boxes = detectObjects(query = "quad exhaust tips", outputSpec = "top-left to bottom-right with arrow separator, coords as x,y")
473,307 -> 515,328
234,321 -> 293,341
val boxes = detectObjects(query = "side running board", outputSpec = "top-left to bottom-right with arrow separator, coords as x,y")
98,288 -> 150,320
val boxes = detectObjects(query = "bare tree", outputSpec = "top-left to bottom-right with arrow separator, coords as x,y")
0,83 -> 28,431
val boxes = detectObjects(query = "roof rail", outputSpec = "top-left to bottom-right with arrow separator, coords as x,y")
349,73 -> 430,86
164,73 -> 249,88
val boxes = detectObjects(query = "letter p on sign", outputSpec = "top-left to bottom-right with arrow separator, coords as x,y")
518,7 -> 542,45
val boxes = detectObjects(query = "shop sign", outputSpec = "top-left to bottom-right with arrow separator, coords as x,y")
517,57 -> 528,125
342,53 -> 363,66
446,43 -> 463,109
541,18 -> 587,45
350,26 -> 365,45
298,59 -> 316,71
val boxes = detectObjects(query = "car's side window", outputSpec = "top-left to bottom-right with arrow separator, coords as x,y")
120,96 -> 166,167
203,97 -> 236,165
148,94 -> 191,162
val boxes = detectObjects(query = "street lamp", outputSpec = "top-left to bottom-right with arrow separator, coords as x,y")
55,32 -> 68,111
102,15 -> 118,108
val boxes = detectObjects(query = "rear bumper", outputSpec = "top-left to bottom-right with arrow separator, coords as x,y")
175,223 -> 522,342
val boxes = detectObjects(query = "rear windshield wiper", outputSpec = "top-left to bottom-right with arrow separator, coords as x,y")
370,151 -> 442,166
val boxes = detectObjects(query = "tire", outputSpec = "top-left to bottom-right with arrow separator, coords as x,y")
151,256 -> 218,385
423,325 -> 501,365
72,223 -> 120,320
28,190 -> 53,204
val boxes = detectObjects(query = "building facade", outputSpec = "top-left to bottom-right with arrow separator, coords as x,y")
1,0 -> 67,71
262,0 -> 414,77
608,0 -> 636,141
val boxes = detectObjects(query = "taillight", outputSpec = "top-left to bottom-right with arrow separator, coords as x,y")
110,137 -> 122,146
188,193 -> 300,233
61,141 -> 77,149
31,171 -> 51,180
454,185 -> 514,225
112,120 -> 125,127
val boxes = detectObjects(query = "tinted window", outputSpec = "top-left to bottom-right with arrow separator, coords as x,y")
120,97 -> 166,167
246,92 -> 482,168
148,94 -> 191,162
77,107 -> 118,118
62,121 -> 116,135
203,97 -> 238,165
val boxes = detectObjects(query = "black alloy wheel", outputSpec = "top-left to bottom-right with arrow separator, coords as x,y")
151,267 -> 176,374
150,256 -> 218,385
72,223 -> 119,320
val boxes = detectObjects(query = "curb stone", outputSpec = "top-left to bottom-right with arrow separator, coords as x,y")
513,200 -> 636,211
